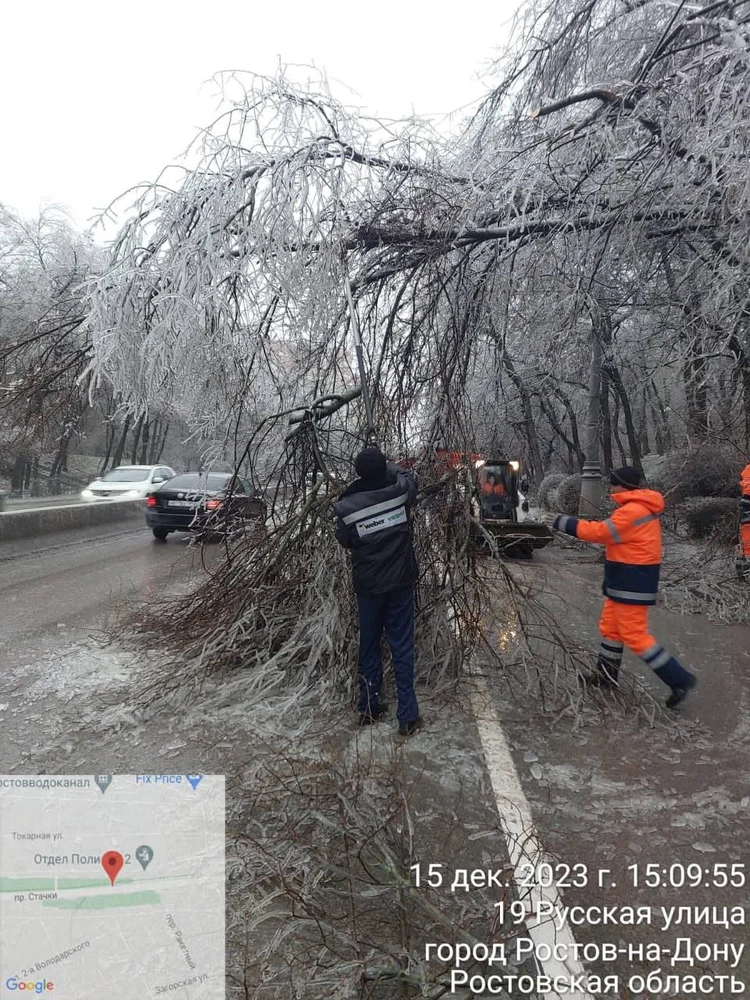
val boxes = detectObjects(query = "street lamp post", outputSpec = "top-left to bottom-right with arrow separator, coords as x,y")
579,325 -> 604,517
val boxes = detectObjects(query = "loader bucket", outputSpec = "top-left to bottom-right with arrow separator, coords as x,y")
474,519 -> 554,559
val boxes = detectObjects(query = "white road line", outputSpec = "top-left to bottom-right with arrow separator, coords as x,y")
468,663 -> 594,1000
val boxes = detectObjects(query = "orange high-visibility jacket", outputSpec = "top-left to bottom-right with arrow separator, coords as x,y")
554,489 -> 664,605
740,465 -> 750,539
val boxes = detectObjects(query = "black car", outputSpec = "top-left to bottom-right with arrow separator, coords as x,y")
145,472 -> 265,541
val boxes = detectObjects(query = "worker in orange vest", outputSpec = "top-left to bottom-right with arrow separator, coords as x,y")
481,472 -> 506,496
738,463 -> 750,581
549,466 -> 697,709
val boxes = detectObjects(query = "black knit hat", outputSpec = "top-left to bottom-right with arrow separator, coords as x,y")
355,447 -> 387,482
610,466 -> 642,490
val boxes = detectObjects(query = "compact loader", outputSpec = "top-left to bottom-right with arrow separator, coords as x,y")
471,458 -> 553,559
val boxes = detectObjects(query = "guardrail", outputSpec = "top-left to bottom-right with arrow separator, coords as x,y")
0,498 -> 143,543
3,495 -> 90,512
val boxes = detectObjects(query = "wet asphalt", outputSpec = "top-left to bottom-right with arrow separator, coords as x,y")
2,524 -> 749,990
492,548 -> 750,986
0,523 -> 223,771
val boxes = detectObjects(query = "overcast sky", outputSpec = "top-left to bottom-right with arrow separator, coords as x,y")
1,1 -> 517,235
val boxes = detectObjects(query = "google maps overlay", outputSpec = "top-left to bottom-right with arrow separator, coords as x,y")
0,774 -> 225,998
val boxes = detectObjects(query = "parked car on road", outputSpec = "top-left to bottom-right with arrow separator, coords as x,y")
145,472 -> 265,541
81,465 -> 176,501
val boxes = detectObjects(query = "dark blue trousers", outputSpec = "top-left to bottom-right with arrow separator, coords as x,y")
356,585 -> 419,724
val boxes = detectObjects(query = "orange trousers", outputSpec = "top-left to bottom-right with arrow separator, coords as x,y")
599,598 -> 656,657
741,523 -> 750,558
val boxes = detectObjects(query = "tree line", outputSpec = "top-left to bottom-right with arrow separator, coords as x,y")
4,0 -> 750,500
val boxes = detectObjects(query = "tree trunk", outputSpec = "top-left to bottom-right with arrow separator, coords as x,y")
611,393 -> 628,466
499,351 -> 544,482
51,429 -> 72,478
111,415 -> 132,469
742,365 -> 750,450
154,421 -> 170,463
11,455 -> 27,494
100,422 -> 114,475
539,397 -> 578,471
648,381 -> 671,453
542,434 -> 555,470
552,387 -> 585,469
599,372 -> 613,477
637,388 -> 651,456
139,419 -> 151,465
606,365 -> 643,472
684,331 -> 709,439
147,418 -> 161,464
130,414 -> 145,465
728,334 -> 750,448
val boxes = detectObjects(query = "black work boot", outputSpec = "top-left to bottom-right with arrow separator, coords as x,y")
398,717 -> 422,737
580,657 -> 620,689
652,655 -> 697,709
664,674 -> 698,710
358,703 -> 389,726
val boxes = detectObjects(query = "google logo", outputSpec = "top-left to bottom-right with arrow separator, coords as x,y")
5,980 -> 54,993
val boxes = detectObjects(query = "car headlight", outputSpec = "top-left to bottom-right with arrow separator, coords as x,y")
81,489 -> 93,498
509,461 -> 520,471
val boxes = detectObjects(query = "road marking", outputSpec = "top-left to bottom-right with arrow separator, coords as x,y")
468,663 -> 593,1000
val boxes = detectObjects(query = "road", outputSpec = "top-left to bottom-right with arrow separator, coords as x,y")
0,523 -> 226,773
485,547 -> 750,988
0,519 -> 521,999
0,523 -> 212,641
2,522 -> 749,994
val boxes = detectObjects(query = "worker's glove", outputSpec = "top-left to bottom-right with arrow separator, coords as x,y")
540,511 -> 559,528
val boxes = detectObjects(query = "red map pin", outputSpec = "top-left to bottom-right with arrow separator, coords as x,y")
101,850 -> 124,886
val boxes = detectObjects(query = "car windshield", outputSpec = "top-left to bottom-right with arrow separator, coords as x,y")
100,468 -> 151,483
164,474 -> 231,491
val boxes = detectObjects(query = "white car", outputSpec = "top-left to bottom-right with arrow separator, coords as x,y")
81,465 -> 177,501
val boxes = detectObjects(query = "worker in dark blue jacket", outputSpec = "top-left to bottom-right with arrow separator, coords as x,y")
335,447 -> 422,736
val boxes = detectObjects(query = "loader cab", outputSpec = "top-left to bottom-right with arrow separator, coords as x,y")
477,460 -> 519,521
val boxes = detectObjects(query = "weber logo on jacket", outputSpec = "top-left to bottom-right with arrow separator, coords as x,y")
356,505 -> 408,537
334,462 -> 419,594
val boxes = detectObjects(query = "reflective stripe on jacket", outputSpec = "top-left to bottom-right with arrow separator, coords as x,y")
334,462 -> 418,594
554,488 -> 664,606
